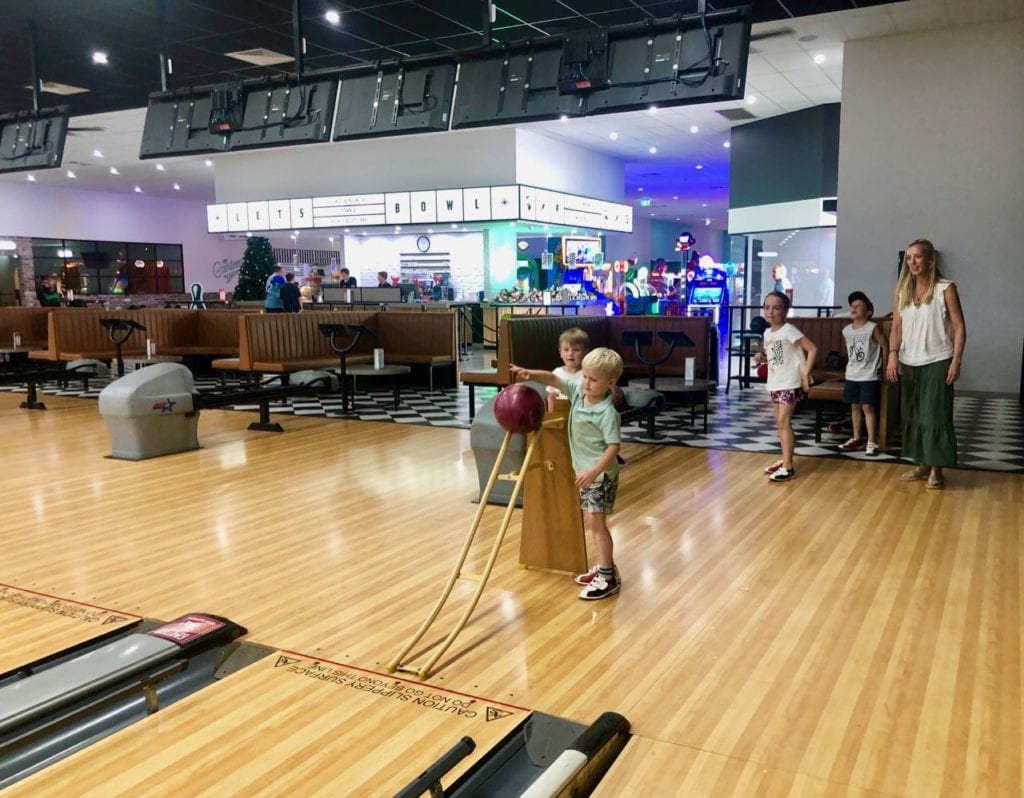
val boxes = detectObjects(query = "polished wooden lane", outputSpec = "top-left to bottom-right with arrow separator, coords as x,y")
0,583 -> 139,673
1,392 -> 1021,796
7,651 -> 528,797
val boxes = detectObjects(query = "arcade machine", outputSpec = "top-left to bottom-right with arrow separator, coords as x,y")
678,233 -> 729,342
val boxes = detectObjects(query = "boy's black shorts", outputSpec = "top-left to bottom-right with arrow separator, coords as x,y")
843,379 -> 881,406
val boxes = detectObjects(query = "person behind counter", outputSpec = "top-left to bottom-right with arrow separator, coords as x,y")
339,268 -> 357,288
377,271 -> 390,288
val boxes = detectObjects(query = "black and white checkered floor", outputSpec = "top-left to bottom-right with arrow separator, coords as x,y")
4,375 -> 1023,473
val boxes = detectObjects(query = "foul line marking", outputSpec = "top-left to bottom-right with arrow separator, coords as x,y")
0,582 -> 143,619
278,648 -> 530,713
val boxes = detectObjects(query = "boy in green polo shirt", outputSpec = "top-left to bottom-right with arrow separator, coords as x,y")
510,347 -> 623,600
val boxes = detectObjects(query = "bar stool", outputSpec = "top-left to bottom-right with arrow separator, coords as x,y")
726,315 -> 767,393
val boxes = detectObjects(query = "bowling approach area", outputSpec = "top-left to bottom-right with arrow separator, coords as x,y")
1,388 -> 1023,796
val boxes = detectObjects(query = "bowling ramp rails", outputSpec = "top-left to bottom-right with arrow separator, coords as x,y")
0,607 -> 265,789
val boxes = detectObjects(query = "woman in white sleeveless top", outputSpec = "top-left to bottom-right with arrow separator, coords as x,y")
885,239 -> 966,489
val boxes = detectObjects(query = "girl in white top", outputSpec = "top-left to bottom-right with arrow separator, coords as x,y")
886,239 -> 966,490
753,291 -> 818,482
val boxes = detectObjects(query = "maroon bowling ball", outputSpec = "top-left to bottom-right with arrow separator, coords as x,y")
493,384 -> 545,434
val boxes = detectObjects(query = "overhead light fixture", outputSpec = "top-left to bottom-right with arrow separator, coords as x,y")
695,164 -> 703,170
689,125 -> 699,134
637,187 -> 644,192
58,248 -> 73,257
813,53 -> 826,64
92,51 -> 109,65
704,217 -> 711,226
648,146 -> 657,154
92,149 -> 104,158
746,94 -> 757,105
173,183 -> 180,190
246,231 -> 252,237
204,159 -> 213,167
0,240 -> 17,251
134,186 -> 142,193
450,224 -> 458,229
609,131 -> 618,140
325,9 -> 341,24
66,170 -> 76,179
723,141 -> 731,148
109,166 -> 119,175
26,174 -> 36,182
648,105 -> 658,114
757,251 -> 779,258
559,114 -> 568,122
672,195 -> 679,200
344,228 -> 351,233
155,163 -> 165,171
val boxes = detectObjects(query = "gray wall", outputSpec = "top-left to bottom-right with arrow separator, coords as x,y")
835,20 -> 1024,393
730,104 -> 840,209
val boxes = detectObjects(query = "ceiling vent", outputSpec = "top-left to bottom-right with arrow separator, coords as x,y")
225,48 -> 294,67
716,108 -> 757,121
24,81 -> 90,96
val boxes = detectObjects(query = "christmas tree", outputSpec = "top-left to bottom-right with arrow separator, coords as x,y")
233,236 -> 277,300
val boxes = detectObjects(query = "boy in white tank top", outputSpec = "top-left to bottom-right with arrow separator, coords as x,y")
839,292 -> 889,455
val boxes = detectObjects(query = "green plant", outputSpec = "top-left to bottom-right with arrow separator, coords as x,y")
233,236 -> 276,300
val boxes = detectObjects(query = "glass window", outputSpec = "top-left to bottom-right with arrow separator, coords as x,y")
155,243 -> 183,260
749,227 -> 836,315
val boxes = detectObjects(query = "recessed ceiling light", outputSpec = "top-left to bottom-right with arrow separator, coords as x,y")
451,224 -> 458,229
92,51 -> 109,65
66,170 -> 76,179
204,159 -> 213,167
705,217 -> 711,226
344,228 -> 351,233
293,230 -> 299,236
648,146 -> 657,154
649,212 -> 655,216
676,217 -> 681,221
325,9 -> 341,24
813,53 -> 826,64
746,95 -> 757,105
246,232 -> 252,237
134,186 -> 142,193
701,202 -> 708,207
361,232 -> 367,236
155,163 -> 165,171
672,195 -> 678,200
648,105 -> 658,114
26,174 -> 36,182
609,131 -> 618,140
109,167 -> 119,175
723,141 -> 731,148
689,125 -> 699,134
637,187 -> 644,192
173,183 -> 180,190
427,228 -> 433,234
559,114 -> 568,122
92,149 -> 103,158
695,164 -> 703,170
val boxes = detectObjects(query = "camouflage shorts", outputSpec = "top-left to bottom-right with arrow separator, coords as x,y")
579,473 -> 619,513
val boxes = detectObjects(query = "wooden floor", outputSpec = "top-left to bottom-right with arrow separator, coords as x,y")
1,392 -> 1021,796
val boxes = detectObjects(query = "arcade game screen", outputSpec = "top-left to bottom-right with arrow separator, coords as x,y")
690,286 -> 724,304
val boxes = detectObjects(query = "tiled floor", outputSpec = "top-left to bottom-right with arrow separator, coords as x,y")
3,363 -> 1022,473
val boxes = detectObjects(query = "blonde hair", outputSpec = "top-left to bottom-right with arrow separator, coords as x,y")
558,327 -> 590,349
582,347 -> 623,381
895,239 -> 942,309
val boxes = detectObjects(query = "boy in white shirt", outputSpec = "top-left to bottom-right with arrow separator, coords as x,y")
754,291 -> 818,482
839,291 -> 889,455
546,328 -> 589,413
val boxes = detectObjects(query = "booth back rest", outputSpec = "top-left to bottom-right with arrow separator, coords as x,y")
47,308 -> 134,358
377,311 -> 458,361
196,309 -> 249,349
134,309 -> 197,349
500,316 -> 612,375
0,307 -> 50,346
244,311 -> 379,364
791,316 -> 848,374
607,316 -> 712,379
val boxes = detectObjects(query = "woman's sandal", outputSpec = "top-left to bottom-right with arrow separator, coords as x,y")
899,467 -> 929,482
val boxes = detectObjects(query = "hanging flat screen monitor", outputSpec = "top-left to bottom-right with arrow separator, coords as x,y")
0,106 -> 69,174
334,64 -> 456,140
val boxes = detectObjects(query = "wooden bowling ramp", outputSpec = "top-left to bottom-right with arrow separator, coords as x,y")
7,650 -> 529,797
0,583 -> 139,675
390,407 -> 586,680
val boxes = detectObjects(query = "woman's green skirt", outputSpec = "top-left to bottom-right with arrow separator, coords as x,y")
900,358 -> 957,467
